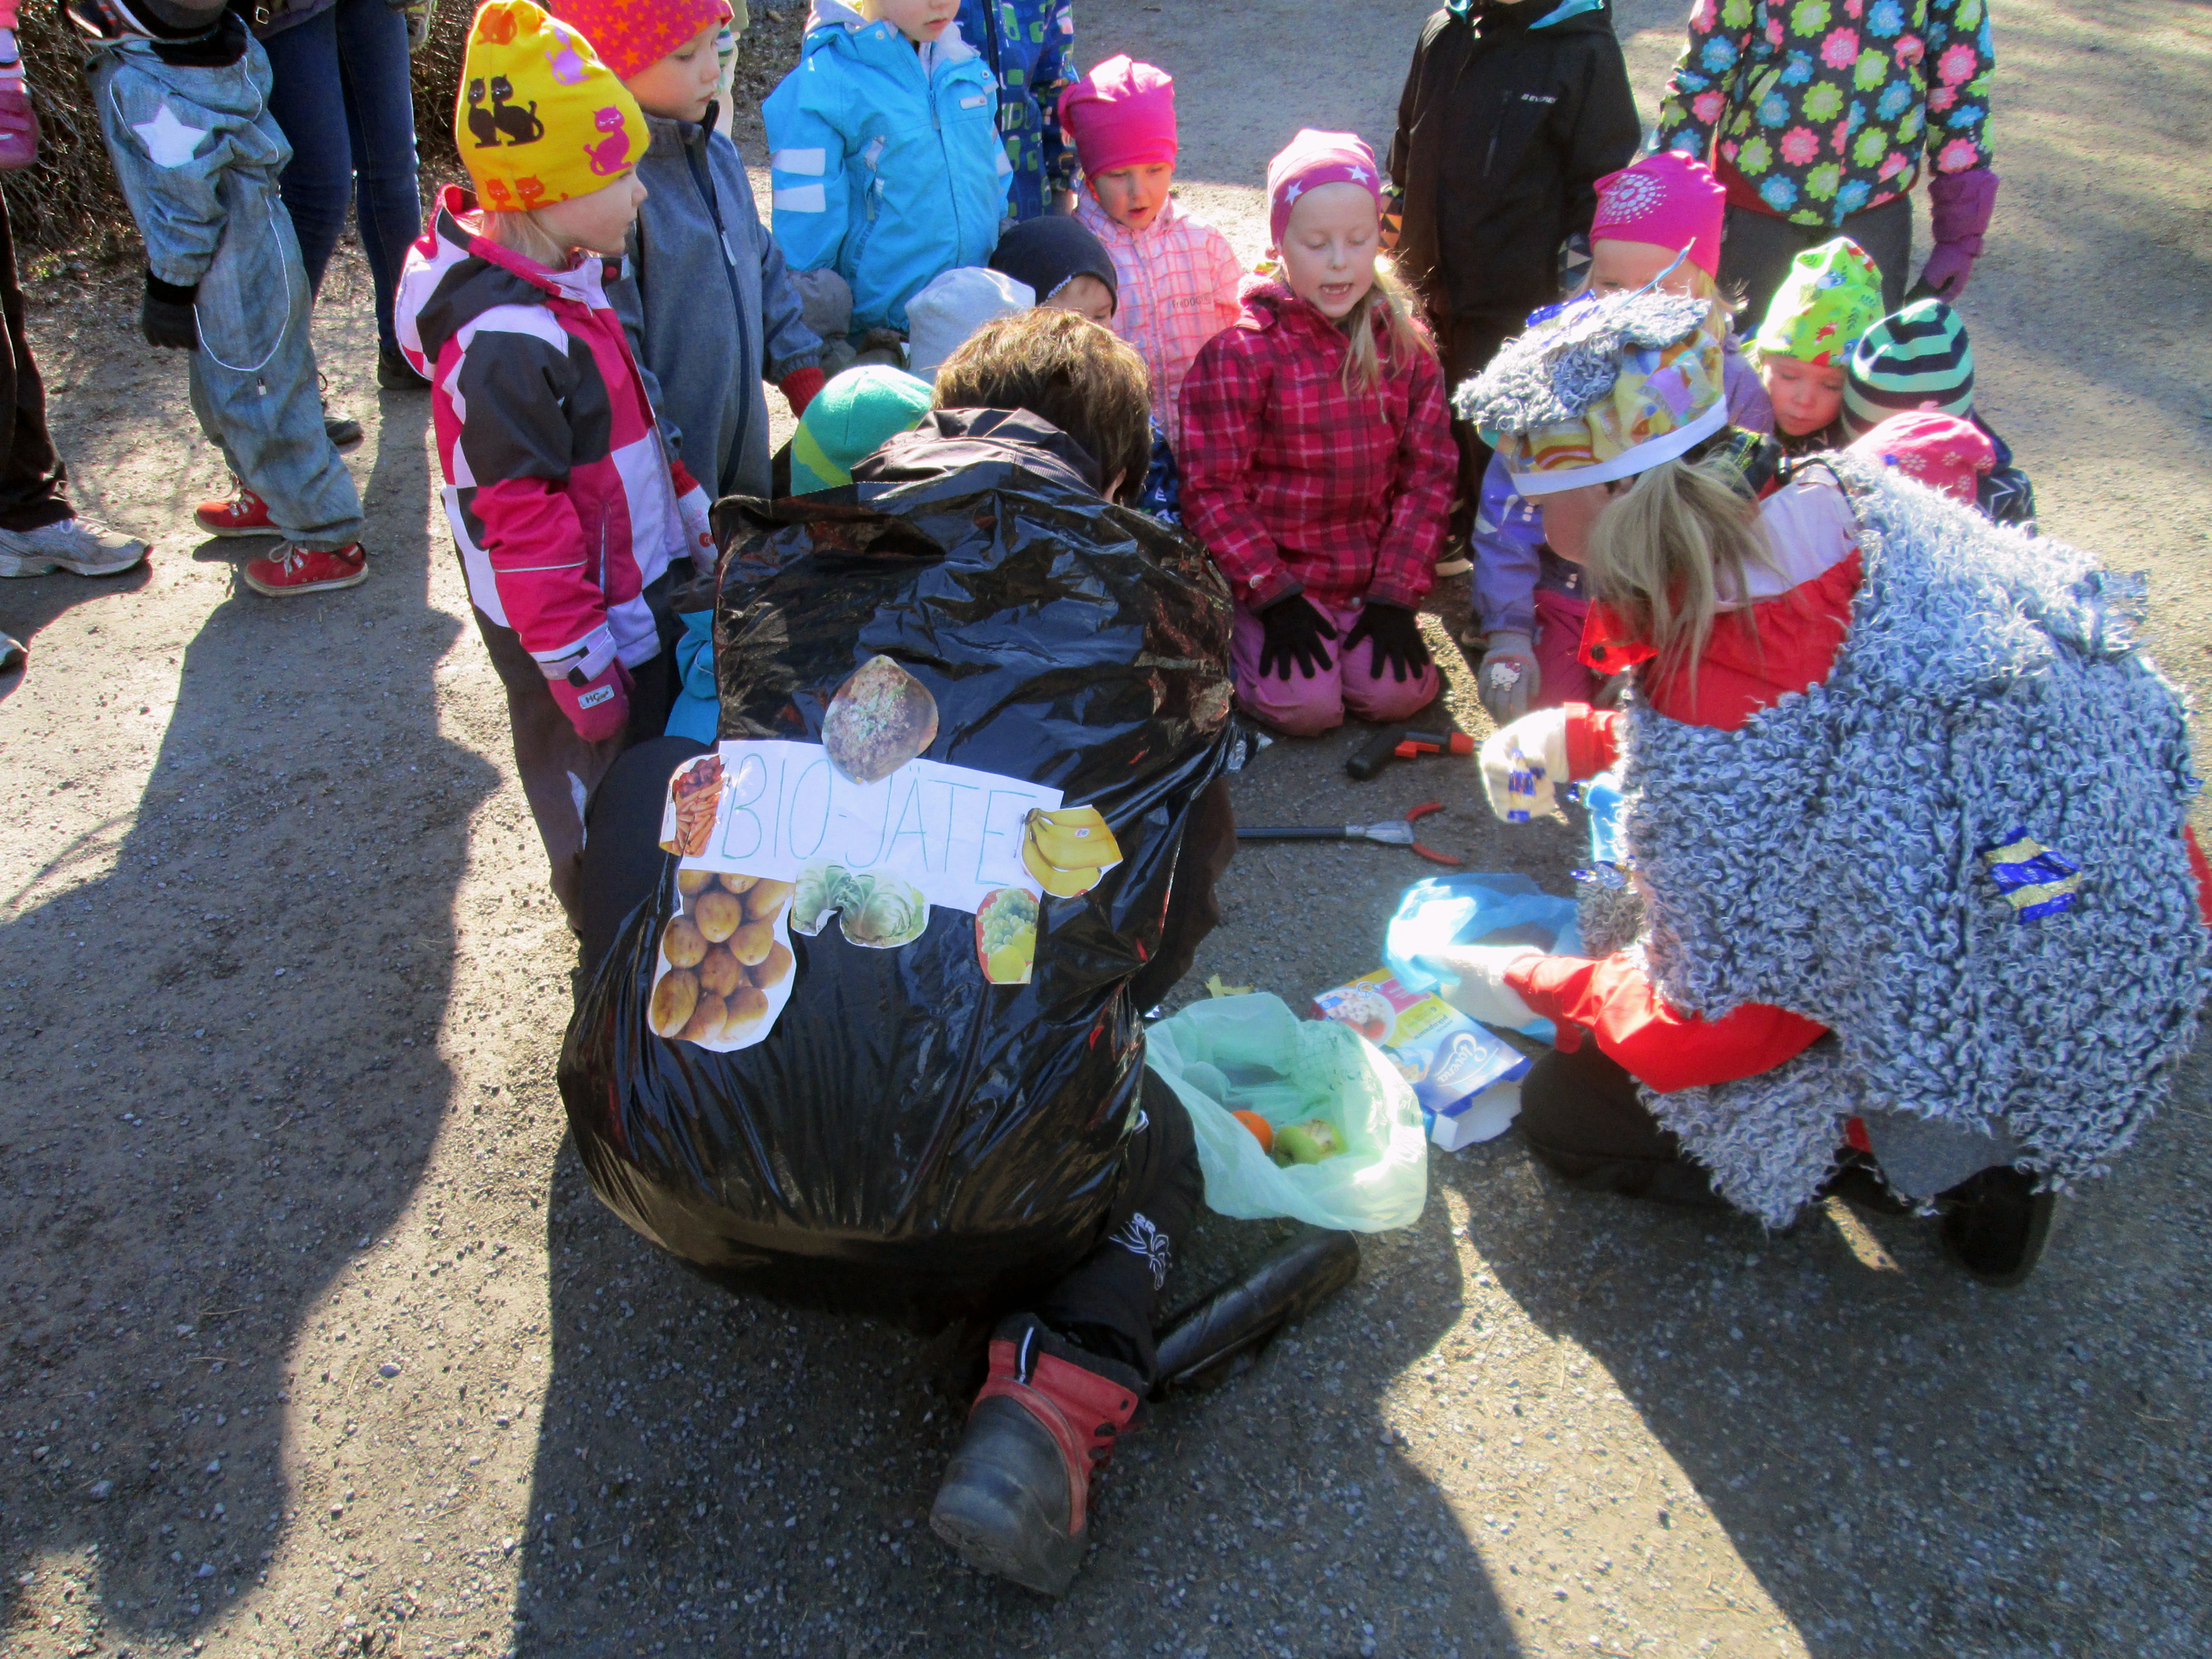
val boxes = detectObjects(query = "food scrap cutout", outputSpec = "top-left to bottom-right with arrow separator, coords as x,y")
1019,805 -> 1123,898
1980,828 -> 2083,922
660,752 -> 727,857
789,863 -> 930,949
822,655 -> 939,784
974,887 -> 1039,984
648,871 -> 797,1046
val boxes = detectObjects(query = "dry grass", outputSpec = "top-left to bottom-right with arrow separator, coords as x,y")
0,0 -> 809,266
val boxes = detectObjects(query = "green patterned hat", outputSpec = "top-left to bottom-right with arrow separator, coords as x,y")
1752,237 -> 1886,368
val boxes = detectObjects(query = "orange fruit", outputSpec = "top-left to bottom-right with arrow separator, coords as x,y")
1231,1110 -> 1274,1155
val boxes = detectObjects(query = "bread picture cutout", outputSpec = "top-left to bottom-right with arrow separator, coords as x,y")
822,655 -> 938,784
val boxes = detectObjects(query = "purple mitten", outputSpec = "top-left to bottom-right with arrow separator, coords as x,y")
1921,168 -> 2000,300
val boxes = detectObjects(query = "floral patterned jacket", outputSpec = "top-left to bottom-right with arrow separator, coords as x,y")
1653,0 -> 1994,228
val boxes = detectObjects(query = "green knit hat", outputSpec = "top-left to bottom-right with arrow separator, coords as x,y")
789,367 -> 935,494
1842,298 -> 1975,437
1753,237 -> 1886,368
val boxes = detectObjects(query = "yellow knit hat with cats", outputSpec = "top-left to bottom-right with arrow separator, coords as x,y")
456,0 -> 647,213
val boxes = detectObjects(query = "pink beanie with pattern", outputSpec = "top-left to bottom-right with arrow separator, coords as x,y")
1588,152 -> 1727,278
1265,129 -> 1384,247
547,0 -> 730,82
1845,410 -> 1995,505
1058,55 -> 1178,180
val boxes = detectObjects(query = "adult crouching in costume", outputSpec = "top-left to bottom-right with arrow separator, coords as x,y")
1430,287 -> 2209,1284
560,312 -> 1277,1595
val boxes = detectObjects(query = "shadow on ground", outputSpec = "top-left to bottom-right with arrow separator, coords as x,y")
1450,1049 -> 2211,1657
0,398 -> 500,1647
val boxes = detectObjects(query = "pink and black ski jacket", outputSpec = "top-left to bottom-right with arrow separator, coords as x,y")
395,186 -> 699,684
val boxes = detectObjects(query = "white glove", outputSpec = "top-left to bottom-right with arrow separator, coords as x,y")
1422,945 -> 1541,1029
675,483 -> 716,574
1478,707 -> 1571,823
1476,630 -> 1539,724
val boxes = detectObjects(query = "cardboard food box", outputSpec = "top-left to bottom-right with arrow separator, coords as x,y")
1313,970 -> 1531,1150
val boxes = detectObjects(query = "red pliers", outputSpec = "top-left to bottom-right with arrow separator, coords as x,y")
1236,800 -> 1461,866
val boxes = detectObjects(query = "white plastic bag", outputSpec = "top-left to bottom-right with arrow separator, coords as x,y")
1145,994 -> 1427,1233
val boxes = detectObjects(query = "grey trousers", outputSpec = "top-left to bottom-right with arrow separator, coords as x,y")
1721,193 -> 1912,331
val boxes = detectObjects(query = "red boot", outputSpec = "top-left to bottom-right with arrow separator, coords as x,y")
929,1314 -> 1143,1595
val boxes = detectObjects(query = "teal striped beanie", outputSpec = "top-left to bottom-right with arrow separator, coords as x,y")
1842,299 -> 1974,437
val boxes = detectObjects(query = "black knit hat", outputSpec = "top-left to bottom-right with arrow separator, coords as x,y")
989,215 -> 1119,315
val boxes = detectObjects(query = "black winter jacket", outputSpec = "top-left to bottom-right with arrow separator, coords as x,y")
1388,0 -> 1638,341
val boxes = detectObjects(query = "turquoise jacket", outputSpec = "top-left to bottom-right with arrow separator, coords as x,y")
765,2 -> 1012,332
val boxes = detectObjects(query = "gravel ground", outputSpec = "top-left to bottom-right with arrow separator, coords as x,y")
3,1 -> 2210,1656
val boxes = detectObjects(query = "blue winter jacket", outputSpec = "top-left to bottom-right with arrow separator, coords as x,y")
956,0 -> 1075,221
765,0 -> 1012,332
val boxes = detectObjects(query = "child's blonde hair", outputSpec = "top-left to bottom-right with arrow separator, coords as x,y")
1583,454 -> 1775,692
1337,255 -> 1435,397
1573,258 -> 1742,340
476,208 -> 575,270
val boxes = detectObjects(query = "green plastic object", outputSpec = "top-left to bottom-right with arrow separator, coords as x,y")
1145,994 -> 1428,1233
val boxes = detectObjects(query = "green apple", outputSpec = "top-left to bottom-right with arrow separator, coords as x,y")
1272,1118 -> 1347,1165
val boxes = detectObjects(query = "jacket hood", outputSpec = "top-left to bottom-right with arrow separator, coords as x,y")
850,408 -> 1103,497
395,185 -> 616,373
1446,0 -> 1613,31
799,0 -> 978,66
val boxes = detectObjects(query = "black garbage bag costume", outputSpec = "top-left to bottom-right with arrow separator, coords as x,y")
559,410 -> 1235,1380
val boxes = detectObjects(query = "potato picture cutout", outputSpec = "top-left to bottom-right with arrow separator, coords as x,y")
679,993 -> 729,1044
650,967 -> 700,1038
662,915 -> 708,970
696,946 -> 744,998
649,867 -> 801,1052
693,889 -> 744,943
822,655 -> 938,784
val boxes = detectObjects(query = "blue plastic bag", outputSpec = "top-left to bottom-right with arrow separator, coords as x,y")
1382,872 -> 1581,1043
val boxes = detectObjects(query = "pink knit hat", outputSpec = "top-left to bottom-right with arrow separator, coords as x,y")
1589,152 -> 1727,277
1845,410 -> 1995,505
1057,54 -> 1178,180
547,0 -> 730,81
1265,129 -> 1384,248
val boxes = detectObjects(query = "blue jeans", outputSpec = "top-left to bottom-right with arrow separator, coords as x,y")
261,0 -> 421,352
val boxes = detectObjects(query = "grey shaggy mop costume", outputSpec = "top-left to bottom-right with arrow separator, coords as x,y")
1623,460 -> 2208,1225
1460,289 -> 2210,1227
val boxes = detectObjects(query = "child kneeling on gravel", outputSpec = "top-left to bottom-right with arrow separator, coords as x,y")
393,0 -> 715,924
72,0 -> 367,596
1179,130 -> 1453,737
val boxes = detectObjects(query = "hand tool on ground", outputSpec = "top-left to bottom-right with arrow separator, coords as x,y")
1346,725 -> 1476,781
1236,800 -> 1461,865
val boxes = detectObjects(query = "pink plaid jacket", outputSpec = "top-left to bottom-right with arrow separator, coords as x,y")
1178,277 -> 1454,615
1075,194 -> 1243,448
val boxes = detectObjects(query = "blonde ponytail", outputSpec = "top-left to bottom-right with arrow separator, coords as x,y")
1584,455 -> 1774,691
1338,255 -> 1435,397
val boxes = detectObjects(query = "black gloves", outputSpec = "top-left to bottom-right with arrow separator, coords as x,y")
141,272 -> 199,352
1342,600 -> 1431,684
1253,592 -> 1338,681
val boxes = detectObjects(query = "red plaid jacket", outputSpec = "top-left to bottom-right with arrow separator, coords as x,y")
1177,277 -> 1454,614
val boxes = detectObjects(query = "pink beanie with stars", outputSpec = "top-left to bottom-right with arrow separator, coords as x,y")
1266,129 -> 1384,248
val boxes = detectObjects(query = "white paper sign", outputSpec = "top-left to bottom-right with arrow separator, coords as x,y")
683,739 -> 1063,916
